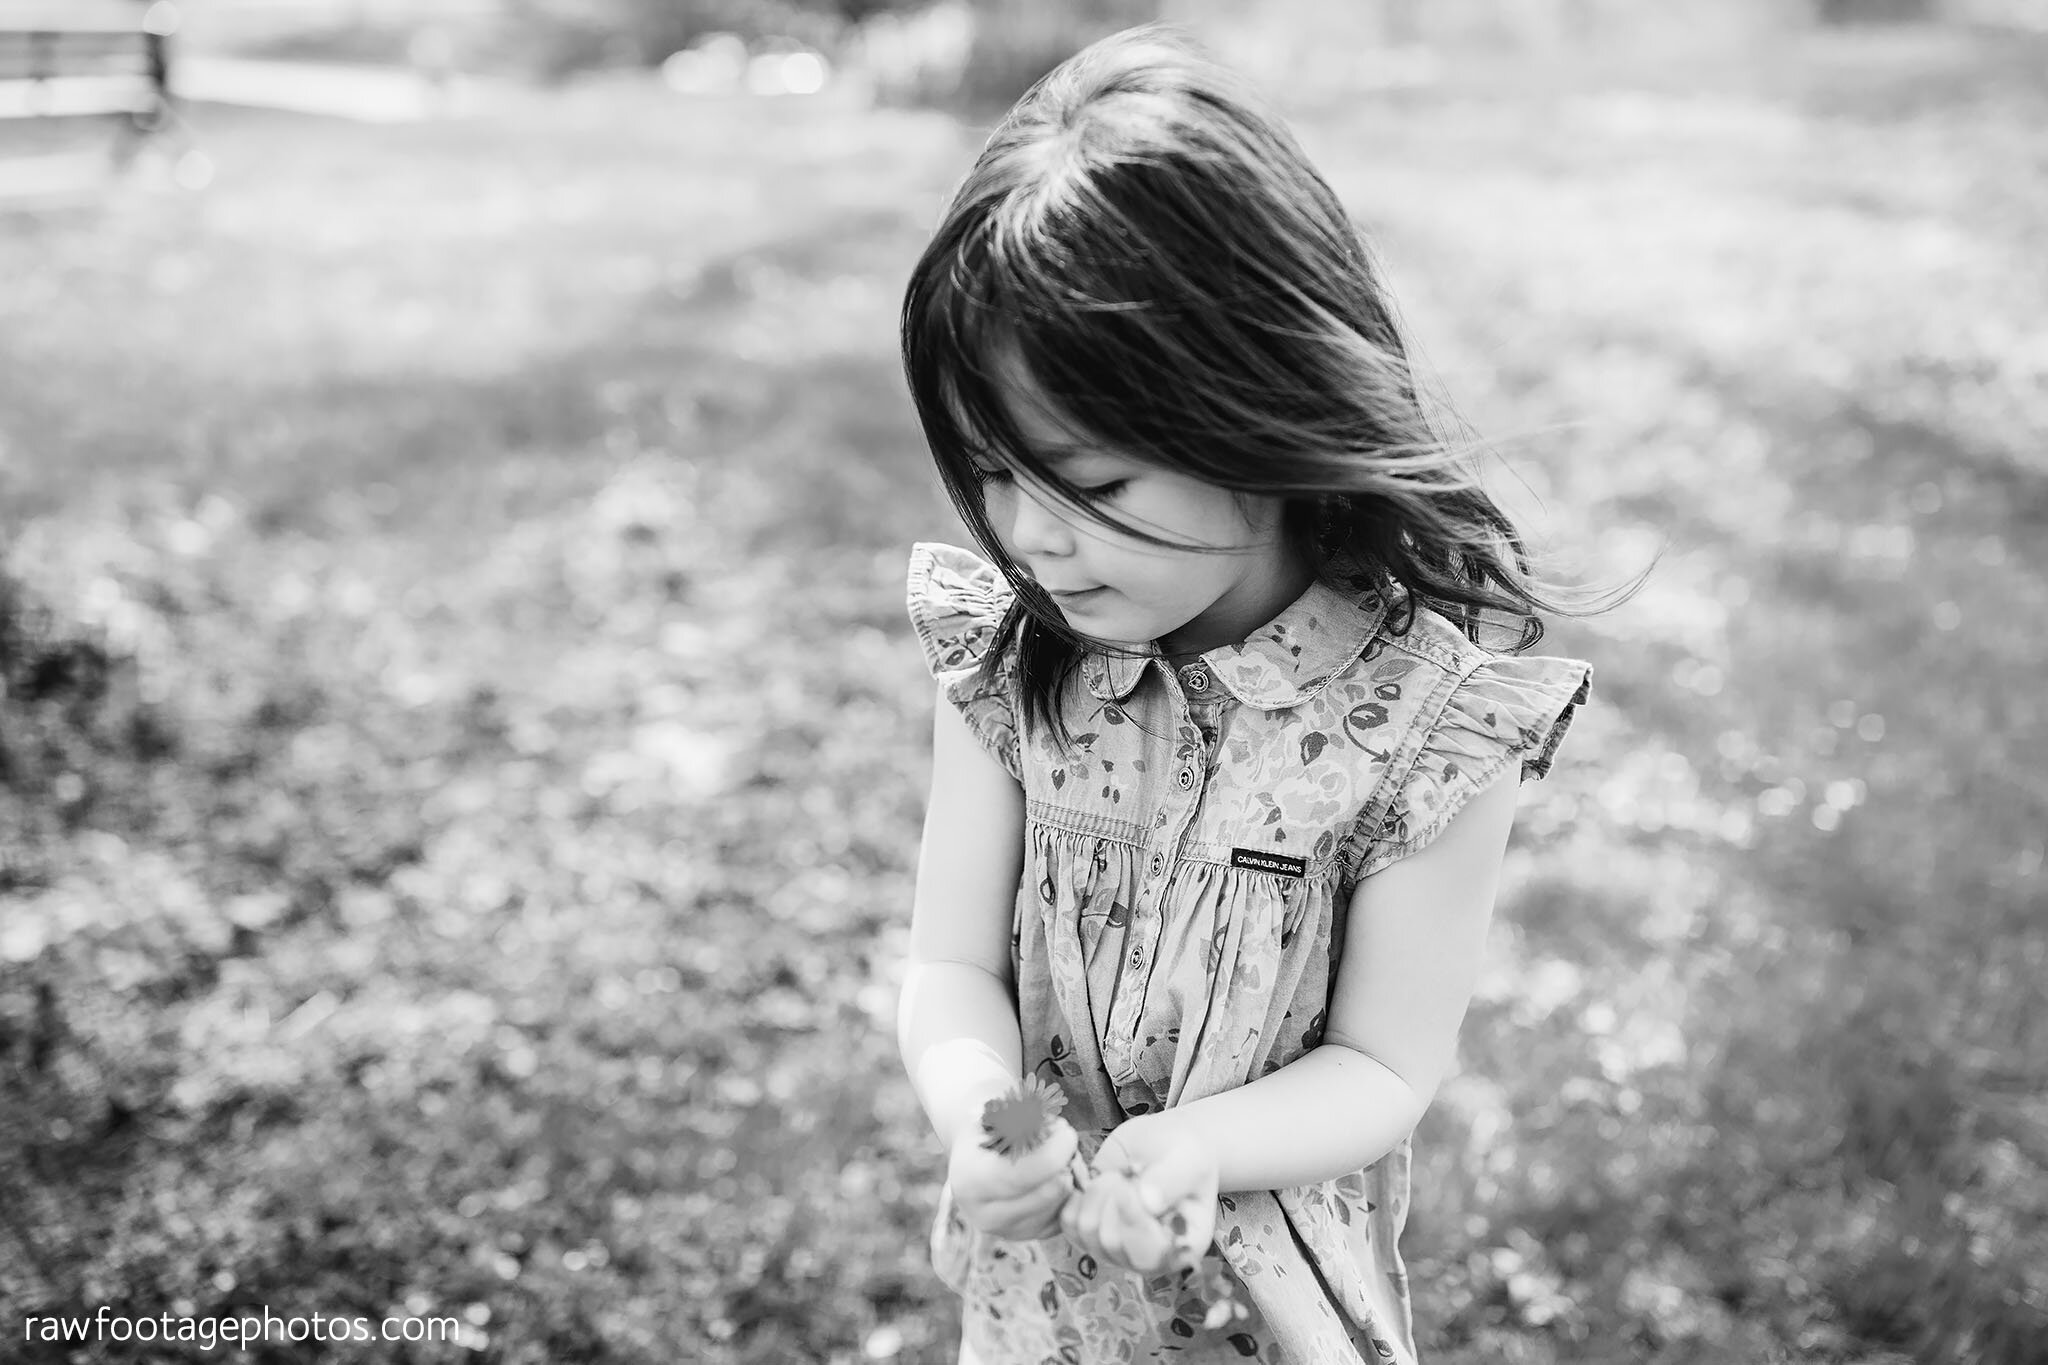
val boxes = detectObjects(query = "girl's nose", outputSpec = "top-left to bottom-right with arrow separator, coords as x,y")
1004,481 -> 1075,559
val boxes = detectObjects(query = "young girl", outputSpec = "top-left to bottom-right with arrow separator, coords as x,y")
897,26 -> 1599,1365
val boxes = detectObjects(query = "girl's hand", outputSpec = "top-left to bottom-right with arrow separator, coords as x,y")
947,1112 -> 1079,1243
1061,1115 -> 1219,1276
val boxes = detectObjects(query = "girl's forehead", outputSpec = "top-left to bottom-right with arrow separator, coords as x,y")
984,346 -> 1109,464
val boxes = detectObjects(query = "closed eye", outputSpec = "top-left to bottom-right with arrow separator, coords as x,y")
966,464 -> 1126,505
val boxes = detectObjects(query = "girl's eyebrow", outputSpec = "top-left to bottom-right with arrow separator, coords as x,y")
972,442 -> 1101,470
1032,442 -> 1118,466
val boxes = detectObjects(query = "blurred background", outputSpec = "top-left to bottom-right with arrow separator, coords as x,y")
2,0 -> 2044,1362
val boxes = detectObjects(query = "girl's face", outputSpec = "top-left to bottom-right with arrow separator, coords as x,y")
974,349 -> 1313,657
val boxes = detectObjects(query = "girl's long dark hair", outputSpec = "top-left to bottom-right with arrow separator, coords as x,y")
902,24 -> 1638,751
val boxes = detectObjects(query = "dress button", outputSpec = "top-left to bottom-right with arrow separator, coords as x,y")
1183,665 -> 1210,693
1129,947 -> 1145,969
1149,852 -> 1165,877
1176,767 -> 1196,791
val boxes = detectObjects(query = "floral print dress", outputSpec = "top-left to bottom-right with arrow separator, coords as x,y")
905,542 -> 1593,1365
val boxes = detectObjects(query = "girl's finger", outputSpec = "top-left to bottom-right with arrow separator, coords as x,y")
977,1177 -> 1069,1231
1095,1178 -> 1135,1266
1129,1141 -> 1206,1217
1007,1196 -> 1065,1242
1010,1122 -> 1078,1188
1071,1180 -> 1108,1258
1111,1176 -> 1180,1273
1115,1189 -> 1173,1272
970,1143 -> 1068,1202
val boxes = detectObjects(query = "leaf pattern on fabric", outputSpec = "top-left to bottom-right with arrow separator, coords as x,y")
905,543 -> 1591,1365
1345,655 -> 1595,885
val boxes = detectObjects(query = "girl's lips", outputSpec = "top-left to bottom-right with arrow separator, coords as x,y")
1048,586 -> 1106,603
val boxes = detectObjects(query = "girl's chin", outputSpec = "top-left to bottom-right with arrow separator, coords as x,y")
1069,623 -> 1156,652
1053,602 -> 1163,652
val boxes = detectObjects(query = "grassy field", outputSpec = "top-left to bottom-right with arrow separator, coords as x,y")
3,23 -> 2045,1365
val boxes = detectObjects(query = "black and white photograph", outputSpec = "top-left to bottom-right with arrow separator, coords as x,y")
2,1 -> 2042,1362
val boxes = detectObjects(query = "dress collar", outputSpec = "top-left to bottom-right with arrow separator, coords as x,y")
1082,553 -> 1393,711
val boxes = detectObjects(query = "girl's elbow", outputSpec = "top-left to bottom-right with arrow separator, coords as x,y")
904,954 -> 1012,997
1323,1036 -> 1442,1113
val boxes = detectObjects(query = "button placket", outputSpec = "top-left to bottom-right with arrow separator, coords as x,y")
1192,691 -> 1229,745
1130,724 -> 1204,1047
1107,928 -> 1154,1069
1111,721 -> 1205,1066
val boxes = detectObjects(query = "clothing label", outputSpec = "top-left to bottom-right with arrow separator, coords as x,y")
1230,847 -> 1306,879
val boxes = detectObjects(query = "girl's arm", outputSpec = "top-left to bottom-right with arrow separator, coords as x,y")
897,686 -> 1031,1153
1141,769 -> 1521,1194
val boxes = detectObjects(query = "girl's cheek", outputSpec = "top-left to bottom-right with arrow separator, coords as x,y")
980,486 -> 1017,541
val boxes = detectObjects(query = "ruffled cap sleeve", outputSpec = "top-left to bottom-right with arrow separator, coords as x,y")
905,541 -> 1023,781
1356,654 -> 1592,881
